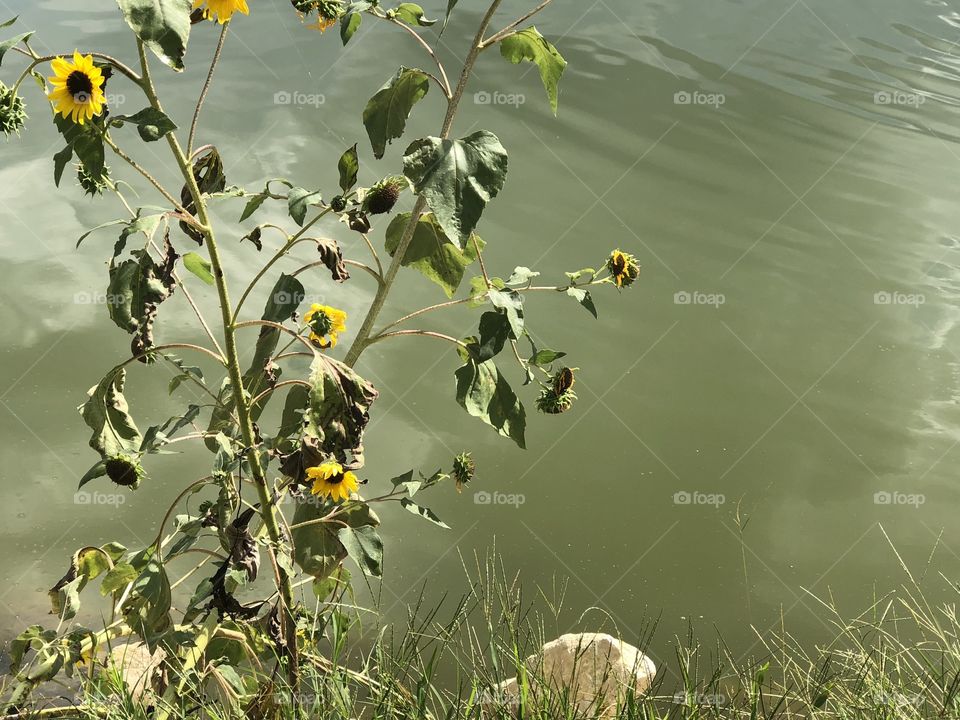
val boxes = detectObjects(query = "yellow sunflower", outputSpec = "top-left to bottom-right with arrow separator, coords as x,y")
47,52 -> 106,126
304,304 -> 347,349
606,249 -> 640,288
307,461 -> 359,503
193,0 -> 249,23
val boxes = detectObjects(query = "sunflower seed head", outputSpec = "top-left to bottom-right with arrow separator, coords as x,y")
453,452 -> 476,492
364,176 -> 407,215
0,82 -> 27,138
105,454 -> 146,488
77,162 -> 110,196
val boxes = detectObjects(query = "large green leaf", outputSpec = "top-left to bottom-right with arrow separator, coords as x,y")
288,187 -> 322,226
499,27 -> 567,115
54,113 -> 105,179
337,143 -> 359,192
0,31 -> 33,68
79,368 -> 143,459
106,246 -> 176,335
403,131 -> 508,248
116,0 -> 192,71
337,524 -> 383,577
363,67 -> 431,159
113,107 -> 177,142
292,500 -> 379,580
384,212 -> 483,297
455,350 -> 526,448
122,549 -> 172,650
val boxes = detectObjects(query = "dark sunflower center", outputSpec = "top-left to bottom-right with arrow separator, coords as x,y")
309,311 -> 333,336
66,71 -> 94,101
612,254 -> 627,276
326,473 -> 344,485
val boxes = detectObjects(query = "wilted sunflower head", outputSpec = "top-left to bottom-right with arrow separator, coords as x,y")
607,249 -> 640,288
47,52 -> 106,126
192,0 -> 249,24
452,452 -> 476,493
294,0 -> 343,31
306,461 -> 359,503
362,176 -> 408,215
0,82 -> 26,138
536,367 -> 578,415
77,162 -> 110,196
105,454 -> 146,488
303,303 -> 347,349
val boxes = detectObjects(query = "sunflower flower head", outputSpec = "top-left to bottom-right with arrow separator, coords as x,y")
536,367 -> 578,415
77,162 -> 110,197
47,52 -> 106,126
304,303 -> 347,349
452,452 -> 476,493
0,82 -> 27,138
606,249 -> 640,289
307,461 -> 359,503
105,454 -> 146,488
193,0 -> 250,24
294,0 -> 343,31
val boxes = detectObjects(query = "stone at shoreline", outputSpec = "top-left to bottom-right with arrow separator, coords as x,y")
105,642 -> 166,703
483,633 -> 656,718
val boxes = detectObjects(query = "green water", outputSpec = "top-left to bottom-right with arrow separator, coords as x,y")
3,0 -> 960,668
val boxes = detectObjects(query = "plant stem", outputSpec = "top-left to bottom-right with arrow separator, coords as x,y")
136,39 -> 301,691
342,0 -> 506,368
188,22 -> 229,157
480,0 -> 557,48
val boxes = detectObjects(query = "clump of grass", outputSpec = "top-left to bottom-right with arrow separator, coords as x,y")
9,540 -> 960,720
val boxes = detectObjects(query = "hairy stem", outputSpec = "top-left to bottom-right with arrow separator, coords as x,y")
342,0 -> 506,367
136,38 -> 302,691
188,22 -> 229,157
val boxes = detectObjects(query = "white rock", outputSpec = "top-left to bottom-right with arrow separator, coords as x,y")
105,642 -> 166,703
483,633 -> 656,718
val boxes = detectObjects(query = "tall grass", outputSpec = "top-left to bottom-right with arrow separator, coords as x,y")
9,540 -> 960,719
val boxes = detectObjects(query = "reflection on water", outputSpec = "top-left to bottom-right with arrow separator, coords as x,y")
4,0 -> 960,660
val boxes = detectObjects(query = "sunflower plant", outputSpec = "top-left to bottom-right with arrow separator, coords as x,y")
0,0 -> 640,713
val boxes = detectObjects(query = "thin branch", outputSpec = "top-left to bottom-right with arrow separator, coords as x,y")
250,379 -> 312,408
386,17 -> 452,97
188,22 -> 230,156
480,0 -> 556,48
367,329 -> 469,351
104,135 -> 200,223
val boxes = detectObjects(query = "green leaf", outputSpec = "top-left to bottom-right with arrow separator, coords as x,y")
384,212 -> 483,297
0,17 -> 17,28
116,0 -> 192,71
122,550 -> 172,650
507,266 -> 540,285
488,288 -> 524,338
79,368 -> 143,459
113,107 -> 177,141
106,245 -> 177,337
239,193 -> 268,223
340,2 -> 368,45
54,113 -> 105,179
440,0 -> 458,35
400,498 -> 449,528
292,500 -> 378,580
100,562 -> 138,596
567,286 -> 598,319
337,143 -> 359,192
394,3 -> 436,25
337,525 -> 383,577
53,146 -> 73,187
288,187 -> 322,226
531,348 -> 566,366
363,67 -> 431,160
182,251 -> 214,285
403,130 -> 508,248
499,27 -> 567,115
476,311 -> 511,362
455,352 -> 526,448
0,31 -> 33,68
